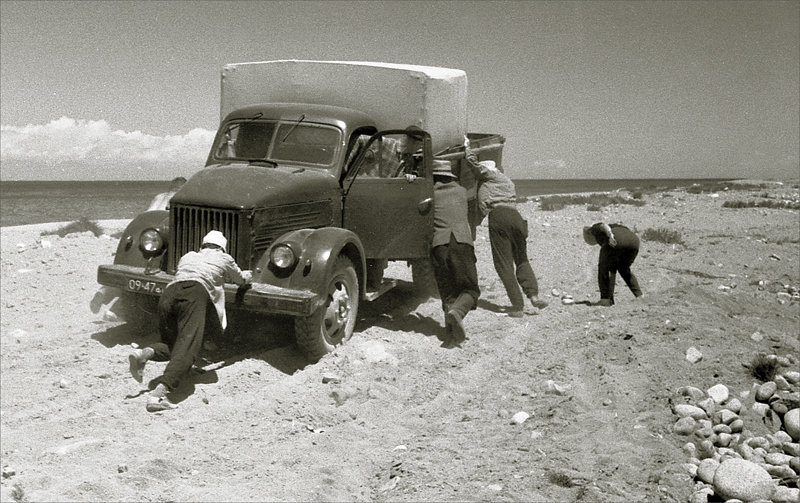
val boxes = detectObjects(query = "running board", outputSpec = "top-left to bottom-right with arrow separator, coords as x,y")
364,279 -> 397,302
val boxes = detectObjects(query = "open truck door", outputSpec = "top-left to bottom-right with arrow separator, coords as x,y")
342,130 -> 434,260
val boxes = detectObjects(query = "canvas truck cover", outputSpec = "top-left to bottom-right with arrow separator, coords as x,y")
220,60 -> 467,154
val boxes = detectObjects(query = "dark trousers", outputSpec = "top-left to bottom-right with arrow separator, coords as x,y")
598,245 -> 642,304
151,281 -> 221,390
488,206 -> 539,310
431,233 -> 480,317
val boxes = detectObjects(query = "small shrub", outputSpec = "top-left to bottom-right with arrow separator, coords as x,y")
722,200 -> 800,210
748,354 -> 778,382
11,483 -> 27,503
586,204 -> 602,212
537,193 -> 645,211
41,217 -> 103,237
641,227 -> 684,245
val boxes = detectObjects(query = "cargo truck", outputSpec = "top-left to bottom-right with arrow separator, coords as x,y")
96,60 -> 504,361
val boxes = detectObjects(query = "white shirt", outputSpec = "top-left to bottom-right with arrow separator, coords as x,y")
168,248 -> 251,329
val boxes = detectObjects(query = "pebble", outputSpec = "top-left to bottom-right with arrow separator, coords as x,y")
682,463 -> 698,478
2,466 -> 15,478
683,442 -> 697,456
729,419 -> 744,433
782,442 -> 800,456
755,381 -> 777,402
697,439 -> 716,460
764,452 -> 792,466
678,386 -> 706,402
751,402 -> 770,417
543,380 -> 567,395
761,463 -> 795,479
714,409 -> 738,425
686,346 -> 703,363
697,458 -> 719,484
712,459 -> 775,502
675,404 -> 707,420
725,398 -> 743,414
774,375 -> 792,391
511,411 -> 530,425
707,384 -> 729,404
117,464 -> 128,473
784,408 -> 800,441
751,331 -> 764,342
790,456 -> 800,474
321,373 -> 341,384
698,398 -> 717,415
674,416 -> 697,435
773,486 -> 800,503
783,371 -> 800,385
712,424 -> 731,434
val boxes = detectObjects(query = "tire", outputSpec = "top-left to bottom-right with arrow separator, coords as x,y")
410,257 -> 439,299
294,256 -> 359,362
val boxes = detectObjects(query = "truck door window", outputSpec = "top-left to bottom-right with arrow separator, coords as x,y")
354,133 -> 423,179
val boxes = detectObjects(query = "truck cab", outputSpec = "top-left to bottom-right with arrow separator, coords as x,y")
98,103 -> 437,361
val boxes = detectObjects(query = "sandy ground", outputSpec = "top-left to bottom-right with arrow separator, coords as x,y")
1,182 -> 799,502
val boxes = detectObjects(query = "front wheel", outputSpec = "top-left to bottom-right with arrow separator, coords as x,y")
294,256 -> 359,362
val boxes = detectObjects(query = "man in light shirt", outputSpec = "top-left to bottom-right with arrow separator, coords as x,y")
128,230 -> 251,412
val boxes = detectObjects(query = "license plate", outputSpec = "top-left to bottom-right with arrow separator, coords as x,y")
125,278 -> 166,295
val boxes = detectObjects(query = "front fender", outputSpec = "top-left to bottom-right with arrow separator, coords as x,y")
253,227 -> 366,304
113,211 -> 170,268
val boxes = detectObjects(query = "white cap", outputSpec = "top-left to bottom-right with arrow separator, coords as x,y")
202,230 -> 227,252
479,160 -> 496,171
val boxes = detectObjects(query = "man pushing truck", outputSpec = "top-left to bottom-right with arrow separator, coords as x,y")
96,60 -> 505,362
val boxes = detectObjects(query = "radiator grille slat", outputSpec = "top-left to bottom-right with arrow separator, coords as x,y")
169,205 -> 243,271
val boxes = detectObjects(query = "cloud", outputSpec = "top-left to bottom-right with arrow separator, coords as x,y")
0,117 -> 216,180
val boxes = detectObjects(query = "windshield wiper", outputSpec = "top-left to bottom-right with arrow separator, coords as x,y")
281,114 -> 305,142
246,158 -> 278,167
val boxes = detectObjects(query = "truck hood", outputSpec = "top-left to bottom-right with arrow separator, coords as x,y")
170,164 -> 340,209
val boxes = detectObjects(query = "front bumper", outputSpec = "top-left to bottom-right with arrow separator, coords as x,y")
97,264 -> 319,316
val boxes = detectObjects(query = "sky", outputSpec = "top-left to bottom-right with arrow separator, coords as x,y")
1,0 -> 798,181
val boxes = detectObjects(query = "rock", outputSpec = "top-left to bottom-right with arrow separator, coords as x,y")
676,404 -> 708,420
696,425 -> 714,438
729,419 -> 744,433
511,411 -> 530,425
543,380 -> 567,395
707,384 -> 729,404
790,456 -> 800,474
714,409 -> 738,425
756,381 -> 777,402
751,402 -> 770,417
688,486 -> 714,503
697,458 -> 719,484
697,439 -> 716,460
782,442 -> 800,456
2,466 -> 15,478
784,371 -> 800,385
117,464 -> 128,473
751,331 -> 764,342
761,463 -> 795,479
698,397 -> 717,415
725,398 -> 743,414
712,459 -> 775,502
674,416 -> 697,435
765,452 -> 792,466
683,442 -> 697,456
715,433 -> 732,448
678,386 -> 707,402
785,408 -> 800,441
773,486 -> 800,503
748,437 -> 770,450
681,463 -> 698,478
686,346 -> 703,363
321,373 -> 341,384
775,375 -> 792,391
772,401 -> 789,415
713,424 -> 732,434
770,431 -> 794,446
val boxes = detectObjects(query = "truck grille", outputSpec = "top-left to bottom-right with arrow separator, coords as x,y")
169,205 -> 246,271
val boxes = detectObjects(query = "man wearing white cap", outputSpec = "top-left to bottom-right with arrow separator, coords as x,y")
128,230 -> 251,412
464,137 -> 548,317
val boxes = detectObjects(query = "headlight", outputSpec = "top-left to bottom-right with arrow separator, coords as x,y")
270,244 -> 297,269
139,228 -> 165,255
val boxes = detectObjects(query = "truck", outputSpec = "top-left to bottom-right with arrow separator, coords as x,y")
96,60 -> 504,361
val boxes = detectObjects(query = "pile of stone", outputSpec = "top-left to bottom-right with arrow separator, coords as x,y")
670,354 -> 800,503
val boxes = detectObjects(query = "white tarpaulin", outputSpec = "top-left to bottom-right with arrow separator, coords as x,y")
220,60 -> 467,153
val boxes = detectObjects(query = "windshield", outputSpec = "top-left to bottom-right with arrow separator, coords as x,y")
213,120 -> 342,167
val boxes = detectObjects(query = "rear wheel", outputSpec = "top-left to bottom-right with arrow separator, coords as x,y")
294,256 -> 359,362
